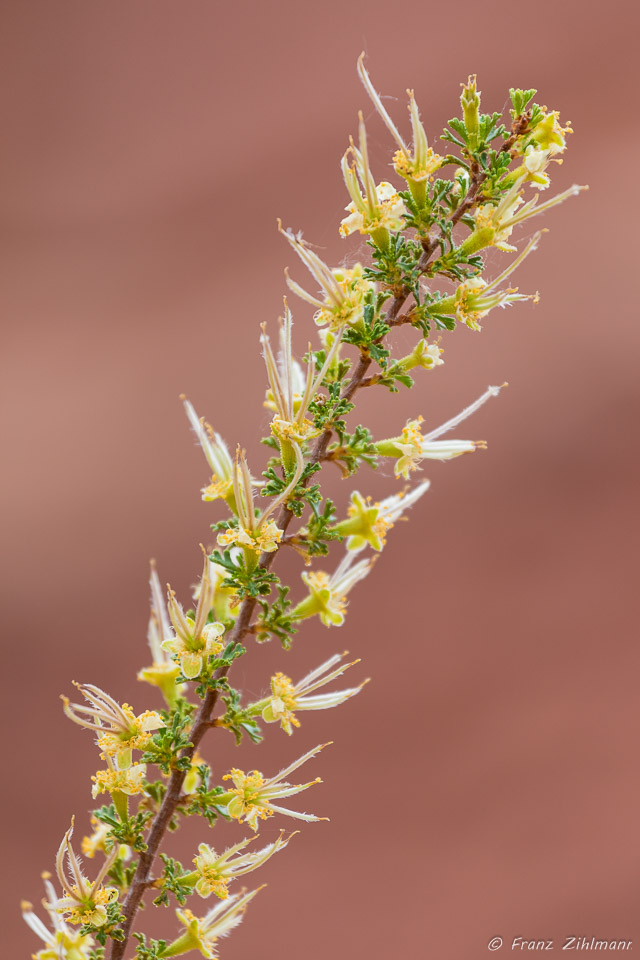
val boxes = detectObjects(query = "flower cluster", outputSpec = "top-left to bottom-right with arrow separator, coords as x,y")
23,56 -> 583,960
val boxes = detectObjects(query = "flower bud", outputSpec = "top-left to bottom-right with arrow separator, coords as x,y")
395,340 -> 444,372
461,75 -> 481,149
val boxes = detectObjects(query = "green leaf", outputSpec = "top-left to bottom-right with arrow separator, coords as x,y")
153,855 -> 194,908
261,461 -> 322,517
255,584 -> 299,646
133,934 -> 168,960
141,699 -> 195,774
209,549 -> 280,600
219,684 -> 265,744
509,87 -> 537,117
93,804 -> 152,853
181,765 -> 231,827
328,425 -> 378,476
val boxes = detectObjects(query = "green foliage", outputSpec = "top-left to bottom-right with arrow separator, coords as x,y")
364,235 -> 423,296
341,289 -> 391,366
425,309 -> 457,332
484,146 -> 514,181
256,583 -> 299,646
309,380 -> 355,434
219,683 -> 264,744
107,855 -> 137,893
261,461 -> 322,517
141,701 -> 195,774
400,178 -> 462,241
297,498 -> 341,559
193,640 -> 247,698
152,855 -> 193,908
181,765 -> 231,827
371,365 -> 414,393
211,548 -> 279,599
509,87 -> 537,119
143,779 -> 167,807
309,347 -> 351,384
328,424 -> 378,475
93,804 -> 153,854
423,246 -> 485,284
442,111 -> 505,154
133,933 -> 168,959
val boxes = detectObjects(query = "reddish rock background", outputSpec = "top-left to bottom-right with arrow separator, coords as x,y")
2,1 -> 638,956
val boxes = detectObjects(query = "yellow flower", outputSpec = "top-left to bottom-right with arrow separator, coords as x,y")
379,415 -> 483,479
222,743 -> 329,831
53,822 -> 118,927
261,297 -> 342,454
162,553 -> 226,680
472,194 -> 524,253
393,417 -> 427,479
191,832 -> 292,899
137,560 -> 182,704
334,483 -> 431,553
313,264 -> 373,329
340,174 -> 406,239
218,517 -> 284,554
334,492 -> 391,552
393,138 -> 443,184
182,397 -> 235,504
521,145 -> 551,189
438,231 -> 543,329
95,708 -> 162,765
215,447 -> 302,564
281,223 -> 376,329
162,889 -> 262,959
530,110 -> 572,154
292,553 -> 372,627
22,875 -> 95,960
270,415 -> 319,445
462,180 -> 587,255
62,683 -> 164,769
340,113 -> 406,247
449,276 -> 534,331
91,760 -> 147,799
375,385 -> 506,478
257,652 -> 366,735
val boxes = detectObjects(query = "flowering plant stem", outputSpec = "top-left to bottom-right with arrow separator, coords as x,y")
108,298 -> 400,960
114,199 -> 489,954
23,59 -> 584,960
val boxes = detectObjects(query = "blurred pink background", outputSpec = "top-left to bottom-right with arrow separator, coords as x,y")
2,1 -> 638,956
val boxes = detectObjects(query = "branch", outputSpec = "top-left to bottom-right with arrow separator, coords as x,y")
107,290 -> 408,960
106,105 -> 539,953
